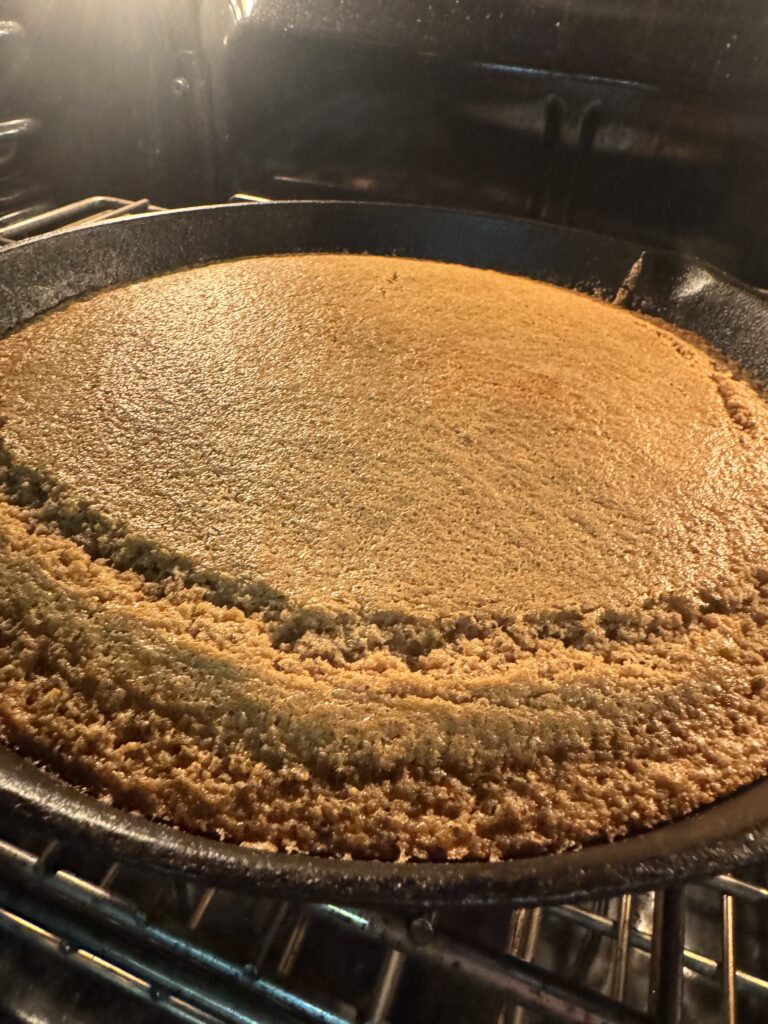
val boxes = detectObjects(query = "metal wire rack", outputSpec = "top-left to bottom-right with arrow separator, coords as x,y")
0,806 -> 765,1024
0,194 -> 163,245
1,195 -> 768,1023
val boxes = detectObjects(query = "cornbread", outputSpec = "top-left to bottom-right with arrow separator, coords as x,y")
1,253 -> 768,860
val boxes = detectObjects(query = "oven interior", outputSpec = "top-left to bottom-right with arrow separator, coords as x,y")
3,0 -> 768,286
1,1 -> 768,1022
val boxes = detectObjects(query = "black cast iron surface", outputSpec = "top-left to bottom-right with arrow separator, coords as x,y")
1,201 -> 768,906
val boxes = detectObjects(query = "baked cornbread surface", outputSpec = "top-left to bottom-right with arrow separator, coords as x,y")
1,253 -> 767,860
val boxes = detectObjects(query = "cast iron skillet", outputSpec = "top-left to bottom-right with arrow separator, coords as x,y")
1,201 -> 768,907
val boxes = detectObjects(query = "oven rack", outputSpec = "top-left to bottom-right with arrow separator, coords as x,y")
0,194 -> 163,244
0,811 -> 763,1024
1,195 -> 767,1023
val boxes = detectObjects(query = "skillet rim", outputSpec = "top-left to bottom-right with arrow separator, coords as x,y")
1,199 -> 768,905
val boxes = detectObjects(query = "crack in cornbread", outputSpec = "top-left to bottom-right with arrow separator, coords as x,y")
1,253 -> 768,860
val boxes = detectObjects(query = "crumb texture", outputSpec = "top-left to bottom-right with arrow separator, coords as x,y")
1,253 -> 768,861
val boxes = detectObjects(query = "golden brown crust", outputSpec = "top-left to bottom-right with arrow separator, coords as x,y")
1,254 -> 768,861
4,255 -> 768,620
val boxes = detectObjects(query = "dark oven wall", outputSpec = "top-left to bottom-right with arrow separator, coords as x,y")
4,0 -> 768,285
